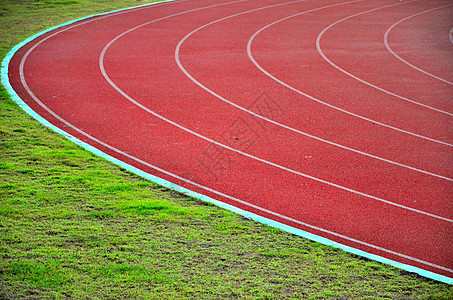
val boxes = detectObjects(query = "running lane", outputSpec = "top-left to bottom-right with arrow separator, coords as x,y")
5,0 -> 453,281
384,4 -> 453,86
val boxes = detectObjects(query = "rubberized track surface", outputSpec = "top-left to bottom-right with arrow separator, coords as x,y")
5,0 -> 453,281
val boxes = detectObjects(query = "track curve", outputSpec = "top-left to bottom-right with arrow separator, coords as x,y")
4,0 -> 453,282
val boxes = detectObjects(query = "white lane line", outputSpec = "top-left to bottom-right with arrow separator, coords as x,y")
175,0 -> 453,181
316,1 -> 453,116
449,26 -> 453,45
16,0 -> 453,276
97,1 -> 453,221
384,4 -> 453,85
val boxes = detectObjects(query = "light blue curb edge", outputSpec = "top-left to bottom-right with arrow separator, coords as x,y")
1,0 -> 451,285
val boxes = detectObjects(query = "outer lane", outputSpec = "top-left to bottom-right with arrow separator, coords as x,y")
6,0 -> 453,279
315,0 -> 453,115
244,0 -> 453,174
248,0 -> 453,140
384,4 -> 453,86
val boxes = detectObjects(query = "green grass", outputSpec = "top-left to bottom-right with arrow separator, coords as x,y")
0,0 -> 452,298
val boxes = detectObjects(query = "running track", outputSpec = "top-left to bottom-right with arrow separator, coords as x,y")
3,0 -> 453,282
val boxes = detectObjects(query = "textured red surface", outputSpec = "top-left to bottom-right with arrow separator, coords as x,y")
7,0 -> 453,278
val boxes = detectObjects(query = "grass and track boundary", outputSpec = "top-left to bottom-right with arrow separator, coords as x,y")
0,0 -> 452,298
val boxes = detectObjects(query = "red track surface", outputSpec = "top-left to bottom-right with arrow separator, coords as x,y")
7,0 -> 453,279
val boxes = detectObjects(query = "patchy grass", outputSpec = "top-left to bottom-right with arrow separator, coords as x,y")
0,0 -> 452,298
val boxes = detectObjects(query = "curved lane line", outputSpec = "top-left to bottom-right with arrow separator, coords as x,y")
4,0 -> 453,283
384,4 -> 453,85
175,0 -> 453,181
316,1 -> 453,116
98,1 -> 453,222
449,27 -> 453,45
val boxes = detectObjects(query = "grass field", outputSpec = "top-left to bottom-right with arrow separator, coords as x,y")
0,0 -> 452,298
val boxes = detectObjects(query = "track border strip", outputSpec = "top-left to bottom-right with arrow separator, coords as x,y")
1,0 -> 452,284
